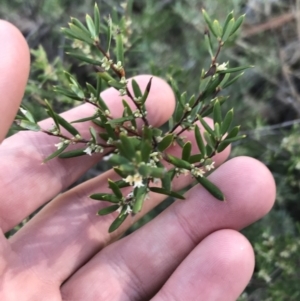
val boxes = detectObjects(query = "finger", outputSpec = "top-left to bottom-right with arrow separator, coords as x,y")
0,20 -> 30,142
9,122 -> 230,284
0,75 -> 175,231
152,230 -> 254,301
59,156 -> 275,300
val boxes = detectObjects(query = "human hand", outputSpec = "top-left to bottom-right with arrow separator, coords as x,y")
0,20 -> 276,301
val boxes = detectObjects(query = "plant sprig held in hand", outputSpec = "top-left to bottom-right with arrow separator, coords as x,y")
15,4 -> 250,232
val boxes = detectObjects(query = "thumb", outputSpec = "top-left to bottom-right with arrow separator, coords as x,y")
0,20 -> 30,143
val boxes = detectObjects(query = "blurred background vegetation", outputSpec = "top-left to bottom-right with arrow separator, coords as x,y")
2,0 -> 300,300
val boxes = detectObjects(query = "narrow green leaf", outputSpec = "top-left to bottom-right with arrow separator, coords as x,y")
66,52 -> 101,65
221,109 -> 233,135
119,133 -> 135,159
179,91 -> 187,107
167,154 -> 191,170
108,207 -> 129,233
161,171 -> 172,191
219,73 -> 231,88
222,18 -> 235,42
141,141 -> 152,162
108,80 -> 126,90
94,3 -> 100,36
44,100 -> 60,131
131,79 -> 142,98
189,154 -> 204,164
188,94 -> 196,107
54,113 -> 80,136
182,142 -> 192,161
20,106 -> 36,123
132,186 -> 147,214
222,72 -> 245,88
222,11 -> 234,35
108,179 -> 123,199
68,24 -> 94,44
226,126 -> 240,139
71,114 -> 98,124
204,131 -> 216,149
218,66 -> 253,74
138,165 -> 165,178
122,100 -> 137,128
230,14 -> 245,36
212,19 -> 222,38
197,115 -> 215,136
70,17 -> 90,35
54,86 -> 81,100
195,176 -> 225,201
214,123 -> 221,139
97,71 -> 115,83
213,100 -> 222,125
86,82 -> 97,96
86,14 -> 96,38
113,167 -> 128,178
59,149 -> 86,158
217,140 -> 231,153
153,128 -> 163,137
149,187 -> 185,200
17,120 -> 40,132
202,9 -> 218,38
141,77 -> 153,105
89,127 -> 98,144
204,30 -> 214,58
116,28 -> 124,64
91,193 -> 120,203
109,154 -> 130,165
44,143 -> 69,162
174,102 -> 185,123
98,205 -> 120,215
222,135 -> 246,143
61,27 -> 80,40
114,179 -> 130,188
106,16 -> 113,52
157,134 -> 174,152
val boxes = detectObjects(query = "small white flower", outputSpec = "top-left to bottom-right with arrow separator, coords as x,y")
119,89 -> 127,96
184,104 -> 191,112
20,108 -> 28,116
124,175 -> 134,186
54,142 -> 64,150
84,146 -> 93,156
134,96 -> 142,103
125,205 -> 132,214
114,61 -> 123,71
133,173 -> 144,188
120,76 -> 127,84
101,57 -> 113,71
216,62 -> 229,72
106,138 -> 114,145
280,250 -> 290,258
205,161 -> 215,171
126,191 -> 134,199
123,173 -> 144,188
191,167 -> 205,178
103,153 -> 114,161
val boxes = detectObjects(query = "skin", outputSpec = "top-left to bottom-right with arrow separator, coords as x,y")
0,20 -> 276,301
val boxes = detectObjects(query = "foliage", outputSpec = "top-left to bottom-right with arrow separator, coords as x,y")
3,0 -> 300,299
14,4 -> 248,233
